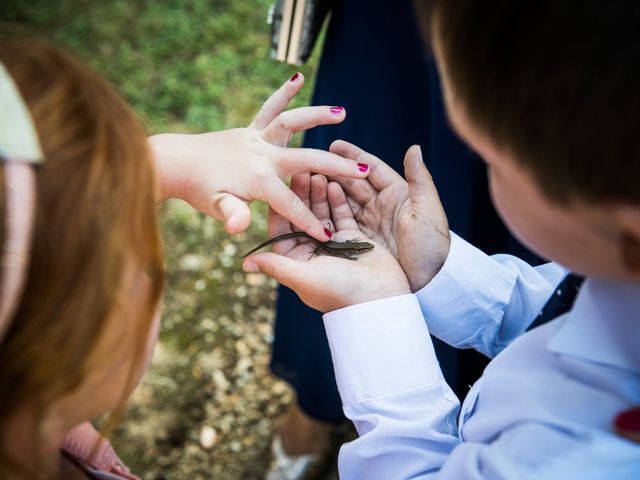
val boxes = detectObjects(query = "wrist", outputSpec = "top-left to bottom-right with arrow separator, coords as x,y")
405,234 -> 451,292
326,291 -> 415,316
332,281 -> 411,312
148,133 -> 190,203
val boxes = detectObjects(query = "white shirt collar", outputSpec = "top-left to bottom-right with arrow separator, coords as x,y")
547,278 -> 640,374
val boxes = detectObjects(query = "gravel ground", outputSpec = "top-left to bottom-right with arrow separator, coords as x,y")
107,200 -> 341,479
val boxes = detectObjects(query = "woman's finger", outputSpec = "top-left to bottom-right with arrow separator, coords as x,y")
327,182 -> 360,232
267,207 -> 298,255
209,192 -> 252,234
274,146 -> 370,179
262,106 -> 346,145
259,181 -> 331,242
250,73 -> 305,130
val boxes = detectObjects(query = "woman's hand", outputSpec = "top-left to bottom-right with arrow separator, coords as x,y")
327,141 -> 451,292
241,174 -> 411,313
150,74 -> 370,241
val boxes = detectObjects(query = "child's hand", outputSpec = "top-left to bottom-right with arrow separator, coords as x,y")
150,74 -> 369,241
327,141 -> 451,292
241,174 -> 411,313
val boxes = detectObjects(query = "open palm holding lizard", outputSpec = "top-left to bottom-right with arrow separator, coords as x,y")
242,173 -> 411,313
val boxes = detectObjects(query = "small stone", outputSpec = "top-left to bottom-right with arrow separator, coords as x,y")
272,381 -> 289,395
235,340 -> 251,356
199,426 -> 218,449
212,370 -> 230,391
223,243 -> 238,257
180,254 -> 205,272
236,357 -> 252,374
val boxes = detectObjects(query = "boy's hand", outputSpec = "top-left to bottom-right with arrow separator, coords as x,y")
328,141 -> 451,292
149,74 -> 369,241
242,174 -> 411,313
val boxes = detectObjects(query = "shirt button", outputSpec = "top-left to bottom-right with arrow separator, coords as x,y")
613,406 -> 640,444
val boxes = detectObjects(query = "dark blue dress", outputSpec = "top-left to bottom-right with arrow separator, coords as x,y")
271,0 -> 541,422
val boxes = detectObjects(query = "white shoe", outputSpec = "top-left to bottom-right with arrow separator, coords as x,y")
265,434 -> 319,480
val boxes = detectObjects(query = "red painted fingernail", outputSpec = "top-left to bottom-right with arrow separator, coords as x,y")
357,163 -> 369,173
289,72 -> 300,82
614,407 -> 640,443
330,106 -> 344,115
324,228 -> 333,238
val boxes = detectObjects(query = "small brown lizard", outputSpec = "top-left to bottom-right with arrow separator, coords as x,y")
240,231 -> 374,260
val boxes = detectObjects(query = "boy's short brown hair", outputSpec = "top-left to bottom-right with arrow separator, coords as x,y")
431,1 -> 640,205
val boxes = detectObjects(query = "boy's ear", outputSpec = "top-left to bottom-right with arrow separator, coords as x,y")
613,205 -> 640,274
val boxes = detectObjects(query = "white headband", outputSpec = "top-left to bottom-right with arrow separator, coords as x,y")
0,61 -> 43,343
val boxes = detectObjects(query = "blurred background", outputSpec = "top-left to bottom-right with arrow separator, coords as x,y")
1,1 -> 325,478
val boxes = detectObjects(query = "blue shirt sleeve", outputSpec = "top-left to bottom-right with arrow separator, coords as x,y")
416,233 -> 566,358
322,291 -> 640,479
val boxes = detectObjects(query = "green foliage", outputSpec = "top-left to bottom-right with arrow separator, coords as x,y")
1,0 -> 321,133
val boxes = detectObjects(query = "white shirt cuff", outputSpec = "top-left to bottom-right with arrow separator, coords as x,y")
415,233 -> 515,347
323,294 -> 444,406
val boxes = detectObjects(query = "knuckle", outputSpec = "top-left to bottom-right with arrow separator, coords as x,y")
253,168 -> 272,188
275,113 -> 289,131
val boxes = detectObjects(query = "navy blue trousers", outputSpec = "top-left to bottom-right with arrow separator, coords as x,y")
271,0 -> 541,422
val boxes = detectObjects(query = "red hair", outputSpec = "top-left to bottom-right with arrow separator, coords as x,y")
0,38 -> 164,477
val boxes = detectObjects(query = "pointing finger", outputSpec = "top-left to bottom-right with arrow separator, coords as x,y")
275,146 -> 370,179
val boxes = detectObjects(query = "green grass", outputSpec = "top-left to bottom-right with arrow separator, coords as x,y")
1,0 -> 321,133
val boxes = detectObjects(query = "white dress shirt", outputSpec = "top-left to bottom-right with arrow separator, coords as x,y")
323,234 -> 640,479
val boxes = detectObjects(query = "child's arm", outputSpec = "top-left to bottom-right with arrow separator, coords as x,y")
241,176 -> 461,478
327,140 -> 566,357
148,74 -> 369,241
244,176 -> 634,479
415,232 -> 565,358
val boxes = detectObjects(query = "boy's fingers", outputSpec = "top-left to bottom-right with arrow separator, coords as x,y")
326,175 -> 378,207
344,194 -> 364,218
263,106 -> 346,144
310,175 -> 332,222
242,252 -> 312,292
330,139 -> 404,191
250,74 -> 305,130
329,139 -> 369,162
327,182 -> 360,231
404,145 -> 442,213
275,147 -> 370,179
210,193 -> 252,234
290,173 -> 312,210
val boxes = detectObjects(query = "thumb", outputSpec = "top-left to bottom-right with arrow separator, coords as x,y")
242,252 -> 312,291
209,193 -> 252,234
403,145 -> 442,212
